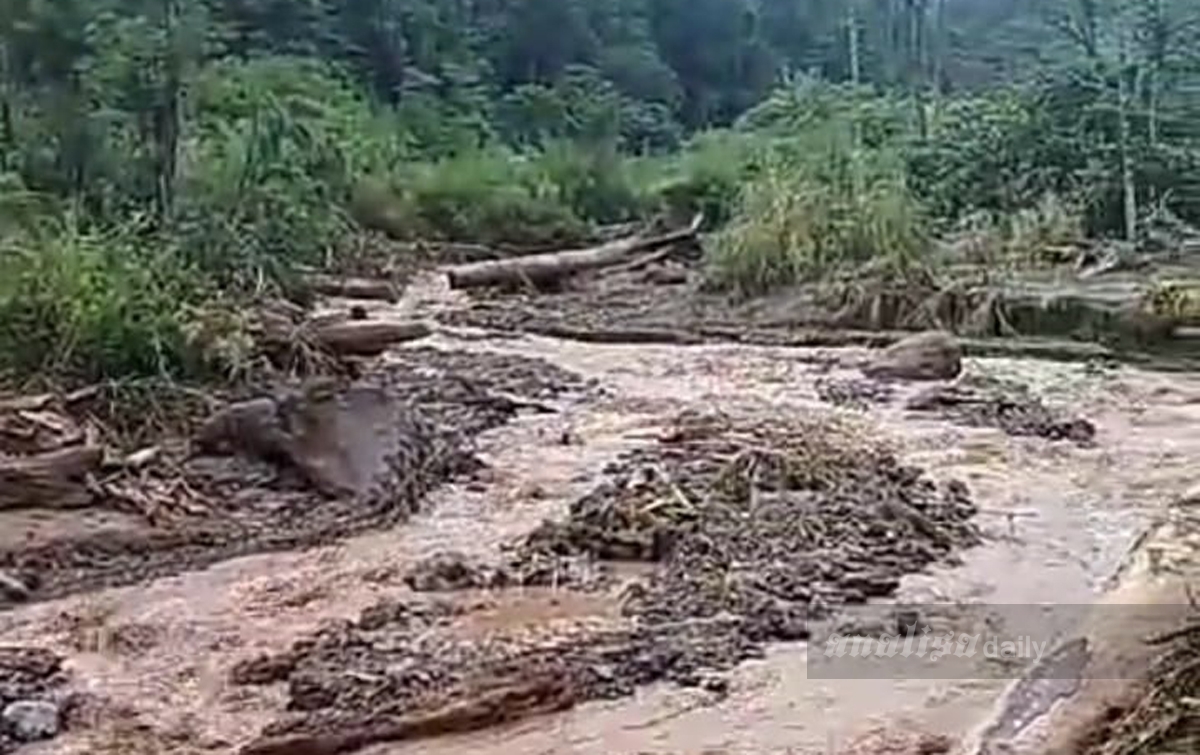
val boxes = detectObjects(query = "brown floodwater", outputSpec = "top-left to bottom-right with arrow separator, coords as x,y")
4,274 -> 1200,755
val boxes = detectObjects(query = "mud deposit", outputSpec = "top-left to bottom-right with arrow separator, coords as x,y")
906,374 -> 1096,445
0,349 -> 586,607
232,410 -> 979,755
815,376 -> 897,409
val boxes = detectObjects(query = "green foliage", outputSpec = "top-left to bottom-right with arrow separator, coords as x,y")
178,57 -> 376,286
651,131 -> 756,227
738,77 -> 909,149
0,220 -> 193,381
905,92 -> 1070,222
1,0 -> 1198,388
708,133 -> 929,295
357,150 -> 585,247
534,141 -> 648,223
355,141 -> 653,247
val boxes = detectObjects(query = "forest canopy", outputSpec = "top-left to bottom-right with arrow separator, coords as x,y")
1,0 -> 1199,379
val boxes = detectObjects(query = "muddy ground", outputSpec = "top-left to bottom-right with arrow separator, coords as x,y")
0,265 -> 1198,755
0,349 -> 588,607
229,410 -> 980,754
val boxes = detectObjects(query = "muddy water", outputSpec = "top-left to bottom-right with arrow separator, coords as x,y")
4,276 -> 1200,754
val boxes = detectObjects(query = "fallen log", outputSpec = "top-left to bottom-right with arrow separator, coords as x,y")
239,674 -> 576,755
313,320 -> 432,356
0,445 -> 103,510
304,274 -> 398,302
0,394 -> 54,413
446,214 -> 703,290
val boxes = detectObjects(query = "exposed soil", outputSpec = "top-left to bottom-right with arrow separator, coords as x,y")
0,349 -> 587,607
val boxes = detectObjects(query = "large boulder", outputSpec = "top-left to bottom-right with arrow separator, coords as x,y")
862,331 -> 962,381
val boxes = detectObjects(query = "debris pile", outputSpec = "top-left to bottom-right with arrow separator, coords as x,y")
513,410 -> 979,633
232,410 -> 980,754
1083,618 -> 1200,755
906,375 -> 1097,445
816,377 -> 896,409
0,350 -> 586,607
232,598 -> 756,755
403,552 -> 507,592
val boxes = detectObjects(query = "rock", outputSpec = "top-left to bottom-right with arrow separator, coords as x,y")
700,673 -> 730,697
863,331 -> 962,381
2,699 -> 60,741
1178,483 -> 1200,507
0,570 -> 30,602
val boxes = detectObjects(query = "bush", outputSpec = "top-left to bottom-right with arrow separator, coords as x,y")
532,141 -> 649,224
179,58 -> 374,287
177,112 -> 353,288
951,193 -> 1085,266
707,146 -> 928,295
650,130 -> 757,227
357,150 -> 586,247
0,222 -> 194,382
355,143 -> 653,247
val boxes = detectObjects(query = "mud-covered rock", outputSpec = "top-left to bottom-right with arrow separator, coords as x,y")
0,648 -> 65,753
1,700 -> 59,742
863,331 -> 963,381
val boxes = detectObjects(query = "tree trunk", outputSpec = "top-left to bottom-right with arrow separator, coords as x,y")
848,2 -> 861,86
305,274 -> 399,302
1119,29 -> 1138,243
313,320 -> 432,356
0,445 -> 103,510
445,215 -> 703,290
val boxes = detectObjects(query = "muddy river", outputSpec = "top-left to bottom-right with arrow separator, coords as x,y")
3,274 -> 1199,755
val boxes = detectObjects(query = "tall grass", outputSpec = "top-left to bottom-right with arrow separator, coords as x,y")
0,218 -> 194,382
707,132 -> 929,295
952,193 -> 1085,266
353,143 -> 652,247
649,130 -> 757,227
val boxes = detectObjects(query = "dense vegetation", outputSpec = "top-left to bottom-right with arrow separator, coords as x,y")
1,0 -> 1198,381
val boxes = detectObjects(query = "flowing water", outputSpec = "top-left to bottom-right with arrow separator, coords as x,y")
4,274 -> 1200,754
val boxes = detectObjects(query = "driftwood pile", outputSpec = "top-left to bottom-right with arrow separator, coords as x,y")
512,409 -> 980,617
0,394 -> 105,516
906,374 -> 1097,446
229,409 -> 980,755
0,349 -> 587,607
